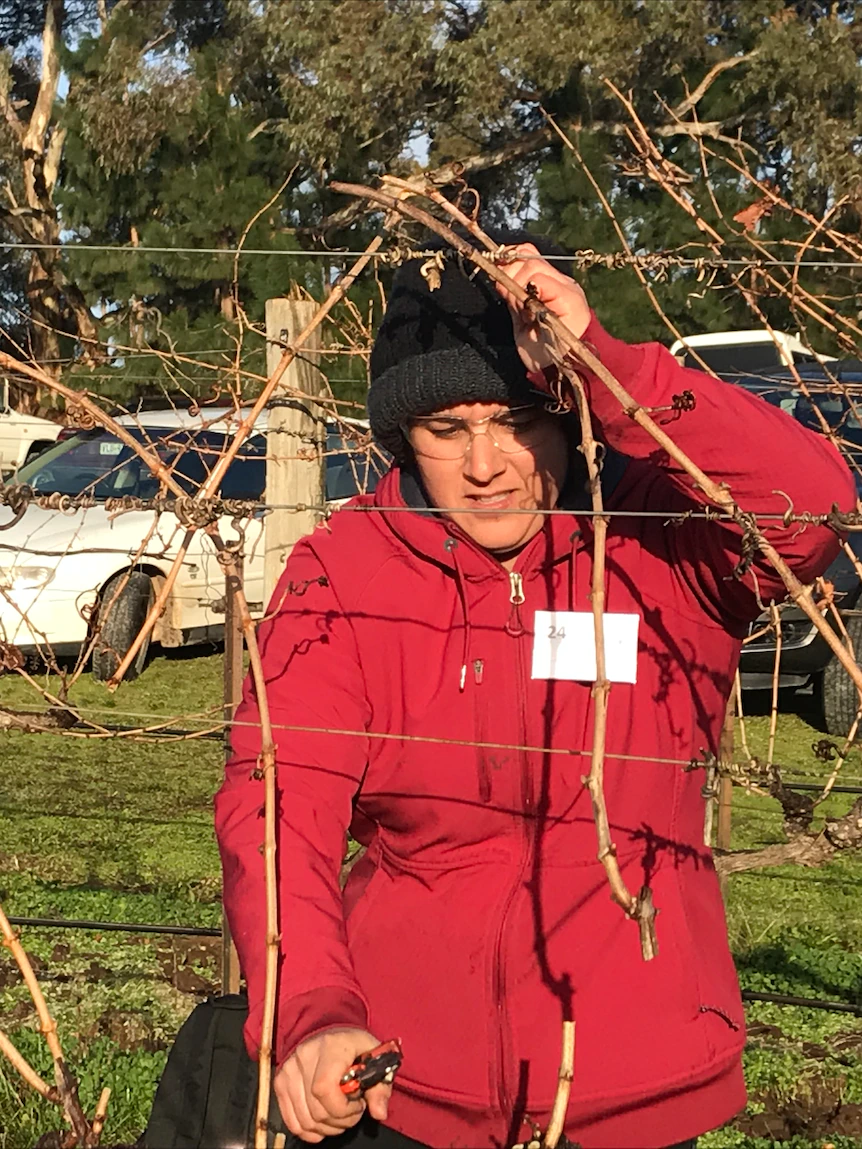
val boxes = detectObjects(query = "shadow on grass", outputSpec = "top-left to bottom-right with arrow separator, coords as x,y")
735,933 -> 862,1004
742,683 -> 827,731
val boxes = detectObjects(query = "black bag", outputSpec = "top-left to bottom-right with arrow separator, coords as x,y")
141,993 -> 289,1149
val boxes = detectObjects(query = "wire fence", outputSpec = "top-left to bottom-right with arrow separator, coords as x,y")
4,155 -> 862,1146
5,236 -> 862,272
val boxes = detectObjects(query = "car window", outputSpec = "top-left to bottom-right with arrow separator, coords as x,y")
14,424 -> 387,504
325,430 -> 386,500
219,436 -> 267,500
790,393 -> 862,450
684,344 -> 784,375
218,431 -> 385,502
738,381 -> 798,412
15,427 -> 224,499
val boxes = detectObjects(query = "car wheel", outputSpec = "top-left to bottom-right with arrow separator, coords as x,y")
821,613 -> 862,736
92,570 -> 154,683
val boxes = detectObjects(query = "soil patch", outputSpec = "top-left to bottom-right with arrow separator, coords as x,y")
737,1082 -> 862,1140
82,1006 -> 164,1052
155,935 -> 219,996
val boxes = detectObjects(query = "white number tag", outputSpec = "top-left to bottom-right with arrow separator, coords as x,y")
531,610 -> 640,683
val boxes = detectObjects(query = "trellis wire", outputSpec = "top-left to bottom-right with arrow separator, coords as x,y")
6,707 -> 862,789
3,238 -> 862,271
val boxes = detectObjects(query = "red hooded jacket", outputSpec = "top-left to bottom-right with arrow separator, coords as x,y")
215,317 -> 855,1148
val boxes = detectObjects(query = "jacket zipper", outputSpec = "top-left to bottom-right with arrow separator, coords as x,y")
491,568 -> 534,1116
506,570 -> 526,637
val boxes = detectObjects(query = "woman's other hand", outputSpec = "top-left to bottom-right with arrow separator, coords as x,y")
274,1027 -> 392,1143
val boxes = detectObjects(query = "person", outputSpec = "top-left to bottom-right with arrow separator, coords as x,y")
215,233 -> 854,1149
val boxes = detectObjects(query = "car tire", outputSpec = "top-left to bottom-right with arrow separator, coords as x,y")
821,613 -> 862,736
92,570 -> 154,683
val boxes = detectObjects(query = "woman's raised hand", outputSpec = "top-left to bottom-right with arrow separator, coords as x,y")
494,243 -> 591,379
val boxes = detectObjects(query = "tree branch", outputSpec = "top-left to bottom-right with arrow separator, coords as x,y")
309,110 -> 747,239
0,84 -> 24,143
673,51 -> 760,119
308,128 -> 556,236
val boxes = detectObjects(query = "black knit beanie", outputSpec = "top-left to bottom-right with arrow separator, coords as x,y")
368,228 -> 570,460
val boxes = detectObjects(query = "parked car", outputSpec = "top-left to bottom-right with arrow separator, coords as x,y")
0,377 -> 62,475
670,330 -> 836,378
723,364 -> 862,734
0,408 -> 385,680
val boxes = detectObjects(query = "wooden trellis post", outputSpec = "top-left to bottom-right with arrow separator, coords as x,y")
263,298 -> 326,603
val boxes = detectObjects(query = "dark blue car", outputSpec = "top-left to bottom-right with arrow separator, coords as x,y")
726,363 -> 862,733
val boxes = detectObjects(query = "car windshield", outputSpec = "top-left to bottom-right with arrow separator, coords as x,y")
684,344 -> 786,375
792,392 -> 862,447
739,378 -> 862,487
740,381 -> 862,438
14,424 -> 386,502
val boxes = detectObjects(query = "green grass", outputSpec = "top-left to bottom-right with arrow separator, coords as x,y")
704,702 -> 862,1148
0,650 -> 224,1147
0,660 -> 861,1147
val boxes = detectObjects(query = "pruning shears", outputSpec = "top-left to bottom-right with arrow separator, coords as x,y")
339,1038 -> 403,1097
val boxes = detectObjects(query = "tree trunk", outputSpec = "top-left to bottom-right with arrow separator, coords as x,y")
0,0 -> 104,384
25,251 -> 63,405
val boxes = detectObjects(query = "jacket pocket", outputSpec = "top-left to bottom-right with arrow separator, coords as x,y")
676,858 -> 746,1054
507,854 -> 724,1112
348,859 -> 512,1109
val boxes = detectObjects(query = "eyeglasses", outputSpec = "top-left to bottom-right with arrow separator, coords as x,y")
404,405 -> 549,461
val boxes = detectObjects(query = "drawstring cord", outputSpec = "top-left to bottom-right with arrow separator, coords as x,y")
569,529 -> 581,610
445,537 -> 473,692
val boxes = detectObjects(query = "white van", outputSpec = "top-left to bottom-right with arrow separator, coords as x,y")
0,378 -> 62,474
669,330 -> 836,377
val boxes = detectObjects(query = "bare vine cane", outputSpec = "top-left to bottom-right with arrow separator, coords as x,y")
328,181 -> 862,708
542,1020 -> 575,1149
535,116 -> 717,377
766,604 -> 782,770
0,899 -> 91,1143
0,1025 -> 60,1102
213,548 -> 281,1149
570,377 -> 659,958
86,1089 -> 111,1147
814,709 -> 862,808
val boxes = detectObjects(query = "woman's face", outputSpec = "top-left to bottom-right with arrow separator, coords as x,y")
406,401 -> 568,564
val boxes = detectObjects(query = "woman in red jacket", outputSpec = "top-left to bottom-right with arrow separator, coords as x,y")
215,235 -> 854,1149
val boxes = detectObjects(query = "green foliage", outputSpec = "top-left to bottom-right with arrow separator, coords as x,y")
1,1 -> 861,399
